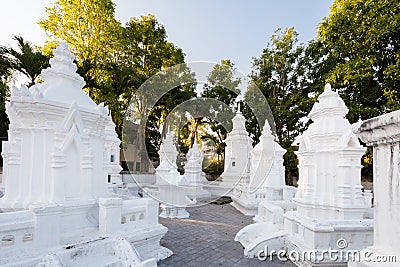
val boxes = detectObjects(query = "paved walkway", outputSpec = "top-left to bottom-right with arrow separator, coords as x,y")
158,201 -> 295,267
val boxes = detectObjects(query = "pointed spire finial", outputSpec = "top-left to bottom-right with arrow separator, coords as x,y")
237,102 -> 241,114
40,41 -> 85,88
324,83 -> 332,92
263,119 -> 273,136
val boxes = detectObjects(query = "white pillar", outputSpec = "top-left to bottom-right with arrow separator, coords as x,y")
351,109 -> 400,266
99,198 -> 122,236
29,204 -> 63,249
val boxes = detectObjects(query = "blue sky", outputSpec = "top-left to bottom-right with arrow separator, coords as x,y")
1,0 -> 333,78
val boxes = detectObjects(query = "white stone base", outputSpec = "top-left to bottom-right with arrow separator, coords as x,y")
230,185 -> 269,216
0,229 -> 170,267
186,187 -> 211,200
284,211 -> 373,267
159,204 -> 190,219
254,200 -> 296,227
230,196 -> 258,216
204,180 -> 238,197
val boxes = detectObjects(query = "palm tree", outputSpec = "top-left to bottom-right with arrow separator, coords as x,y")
0,47 -> 12,138
3,35 -> 50,87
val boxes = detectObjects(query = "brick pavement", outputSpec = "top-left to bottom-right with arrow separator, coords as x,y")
158,201 -> 295,267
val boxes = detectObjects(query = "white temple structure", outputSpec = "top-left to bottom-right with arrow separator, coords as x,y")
231,119 -> 287,215
183,135 -> 211,199
235,84 -> 374,263
154,131 -> 185,186
209,106 -> 252,196
147,130 -> 194,218
284,84 -> 373,266
234,121 -> 297,257
0,42 -> 170,266
349,109 -> 400,267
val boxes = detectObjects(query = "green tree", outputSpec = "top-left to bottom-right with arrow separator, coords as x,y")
317,0 -> 400,121
40,1 -> 198,172
249,28 -> 317,185
39,0 -> 121,107
315,0 -> 400,180
39,1 -> 190,125
39,0 -> 120,64
0,48 -> 13,139
119,15 -> 196,171
201,60 -> 241,166
2,36 -> 50,87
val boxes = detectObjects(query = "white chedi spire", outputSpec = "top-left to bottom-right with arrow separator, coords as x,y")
253,119 -> 282,153
303,83 -> 354,148
262,119 -> 273,137
155,130 -> 189,186
183,133 -> 209,191
40,42 -> 84,86
187,133 -> 204,165
158,131 -> 179,166
308,83 -> 348,120
220,104 -> 253,184
249,119 -> 286,189
46,42 -> 81,77
231,104 -> 247,132
295,83 -> 367,219
39,42 -> 96,108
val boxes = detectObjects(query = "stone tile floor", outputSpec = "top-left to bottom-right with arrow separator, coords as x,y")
158,200 -> 295,267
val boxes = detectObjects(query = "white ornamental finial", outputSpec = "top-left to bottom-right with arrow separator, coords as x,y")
49,42 -> 78,75
324,83 -> 332,92
263,119 -> 273,137
40,41 -> 85,87
308,83 -> 348,120
187,132 -> 203,163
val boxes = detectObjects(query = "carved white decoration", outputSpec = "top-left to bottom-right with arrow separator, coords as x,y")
217,107 -> 253,194
148,130 -> 194,218
231,119 -> 287,215
284,84 -> 373,266
350,109 -> 400,267
183,134 -> 211,199
0,42 -> 168,266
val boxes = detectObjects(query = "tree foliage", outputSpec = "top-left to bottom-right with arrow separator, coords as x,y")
249,28 -> 318,184
39,1 -> 196,171
317,0 -> 400,121
315,0 -> 400,179
39,0 -> 120,64
0,48 -> 12,139
1,36 -> 50,87
201,60 -> 241,157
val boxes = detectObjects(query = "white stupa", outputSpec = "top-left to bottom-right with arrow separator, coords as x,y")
0,42 -> 170,266
231,119 -> 287,215
147,130 -> 194,218
183,134 -> 211,199
217,105 -> 253,195
234,120 -> 296,257
284,84 -> 373,266
155,130 -> 184,186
